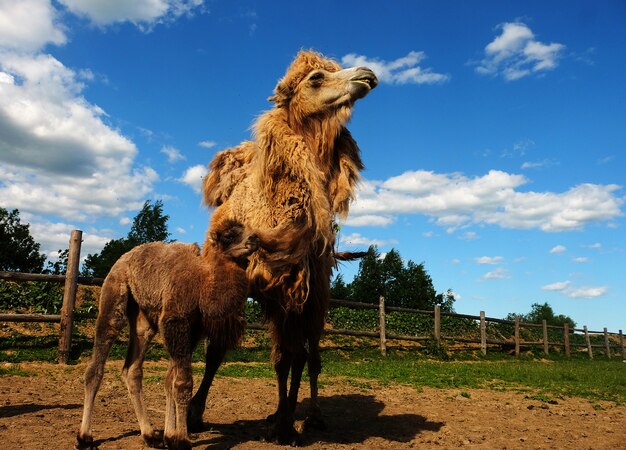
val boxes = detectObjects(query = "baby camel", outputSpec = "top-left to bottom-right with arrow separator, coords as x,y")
77,219 -> 270,450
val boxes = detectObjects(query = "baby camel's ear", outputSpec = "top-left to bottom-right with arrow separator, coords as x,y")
208,229 -> 220,245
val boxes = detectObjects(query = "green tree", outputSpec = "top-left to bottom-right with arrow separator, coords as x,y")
506,302 -> 576,328
82,200 -> 170,278
127,200 -> 170,244
0,207 -> 46,273
349,246 -> 384,304
330,273 -> 351,300
380,249 -> 404,306
340,245 -> 455,312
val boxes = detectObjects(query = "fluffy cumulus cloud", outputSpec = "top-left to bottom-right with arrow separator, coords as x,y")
0,0 -> 202,254
339,232 -> 397,248
475,22 -> 565,80
342,51 -> 449,85
482,267 -> 509,280
542,280 -> 608,299
0,0 -> 67,52
347,170 -> 623,233
160,145 -> 185,163
475,256 -> 503,265
58,0 -> 206,29
179,164 -> 207,193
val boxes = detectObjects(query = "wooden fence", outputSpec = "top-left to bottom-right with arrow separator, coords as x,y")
1,230 -> 624,363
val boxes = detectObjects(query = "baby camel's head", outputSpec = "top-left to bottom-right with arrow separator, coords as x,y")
209,219 -> 259,265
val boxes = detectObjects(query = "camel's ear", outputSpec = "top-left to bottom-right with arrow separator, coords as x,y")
268,82 -> 290,106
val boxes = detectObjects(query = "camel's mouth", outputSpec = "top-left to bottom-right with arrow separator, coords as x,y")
351,70 -> 378,91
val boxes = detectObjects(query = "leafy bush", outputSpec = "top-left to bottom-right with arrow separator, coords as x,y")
0,280 -> 63,314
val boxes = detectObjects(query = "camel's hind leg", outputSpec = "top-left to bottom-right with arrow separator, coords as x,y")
77,279 -> 129,449
121,302 -> 160,448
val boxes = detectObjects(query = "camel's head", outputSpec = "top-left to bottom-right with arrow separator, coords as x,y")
269,50 -> 378,119
210,219 -> 260,264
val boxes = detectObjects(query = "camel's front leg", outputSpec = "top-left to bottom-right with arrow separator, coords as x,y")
266,346 -> 300,445
187,340 -> 228,431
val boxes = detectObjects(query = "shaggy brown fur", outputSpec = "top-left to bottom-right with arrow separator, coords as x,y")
194,50 -> 377,443
77,219 -> 283,450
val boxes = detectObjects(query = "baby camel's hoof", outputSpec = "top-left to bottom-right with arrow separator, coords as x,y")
164,436 -> 192,450
142,430 -> 165,449
76,433 -> 97,449
265,423 -> 301,447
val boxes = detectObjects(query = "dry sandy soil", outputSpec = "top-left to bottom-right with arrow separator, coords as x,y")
0,360 -> 624,449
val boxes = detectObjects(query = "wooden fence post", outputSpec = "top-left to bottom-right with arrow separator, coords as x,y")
620,330 -> 625,360
584,326 -> 593,359
564,323 -> 571,357
378,295 -> 386,356
514,316 -> 520,357
542,320 -> 549,355
434,305 -> 441,347
480,310 -> 487,356
58,230 -> 82,364
604,328 -> 611,358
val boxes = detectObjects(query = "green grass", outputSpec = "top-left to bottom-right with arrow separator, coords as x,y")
1,332 -> 624,403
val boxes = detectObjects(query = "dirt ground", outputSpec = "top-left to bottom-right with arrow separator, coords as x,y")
0,361 -> 624,449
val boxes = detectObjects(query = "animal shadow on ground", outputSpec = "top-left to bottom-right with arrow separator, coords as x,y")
0,402 -> 82,419
194,394 -> 444,448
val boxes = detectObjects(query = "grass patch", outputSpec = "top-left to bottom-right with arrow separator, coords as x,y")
2,331 -> 623,403
0,363 -> 31,377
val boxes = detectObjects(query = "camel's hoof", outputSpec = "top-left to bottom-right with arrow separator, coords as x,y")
303,413 -> 327,431
142,430 -> 165,449
187,401 -> 205,432
164,436 -> 192,450
187,414 -> 204,433
76,433 -> 97,449
265,422 -> 301,446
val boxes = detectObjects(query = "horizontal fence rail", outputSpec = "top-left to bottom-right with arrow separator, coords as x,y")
1,230 -> 624,362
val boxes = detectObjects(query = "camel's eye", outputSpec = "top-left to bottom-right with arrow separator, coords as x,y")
308,71 -> 324,86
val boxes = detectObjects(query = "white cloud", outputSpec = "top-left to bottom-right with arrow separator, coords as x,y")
161,145 -> 185,163
0,0 -> 67,52
339,232 -> 396,248
119,217 -> 131,225
198,140 -> 216,149
58,0 -> 206,29
542,280 -> 608,299
349,170 -> 623,233
542,280 -> 571,291
342,51 -> 449,85
566,286 -> 608,299
475,256 -> 503,265
27,219 -> 113,260
179,164 -> 207,193
175,226 -> 186,234
0,52 -> 158,221
344,214 -> 394,227
550,245 -> 566,254
573,257 -> 590,263
451,258 -> 461,265
475,22 -> 565,80
482,267 -> 509,280
521,159 -> 557,170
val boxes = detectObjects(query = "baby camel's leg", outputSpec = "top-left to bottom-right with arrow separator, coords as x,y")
121,306 -> 160,447
162,318 -> 195,450
77,280 -> 128,449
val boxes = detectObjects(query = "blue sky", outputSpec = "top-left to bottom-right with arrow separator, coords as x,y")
1,1 -> 624,332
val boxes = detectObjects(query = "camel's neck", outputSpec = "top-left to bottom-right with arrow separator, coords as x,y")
288,107 -> 352,172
